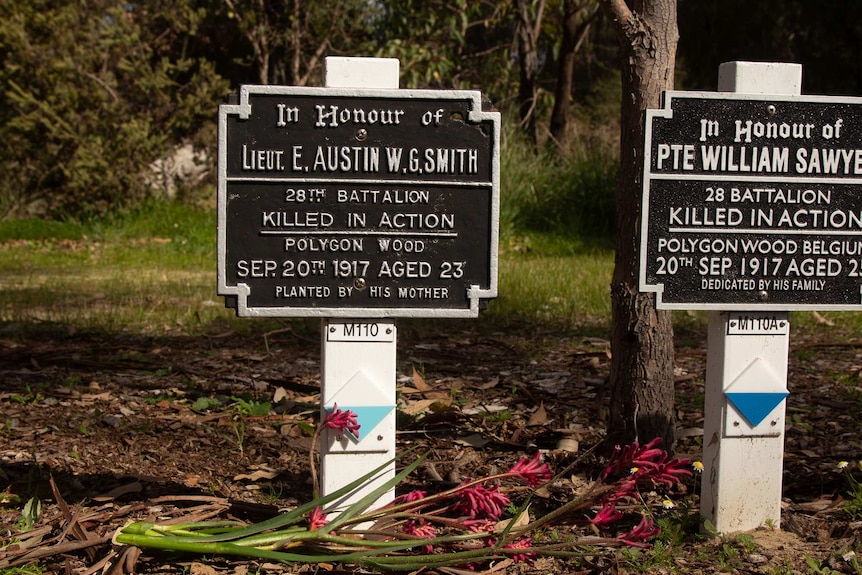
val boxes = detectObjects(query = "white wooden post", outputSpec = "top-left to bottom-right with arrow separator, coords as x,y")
321,319 -> 397,511
320,57 -> 400,512
700,62 -> 801,532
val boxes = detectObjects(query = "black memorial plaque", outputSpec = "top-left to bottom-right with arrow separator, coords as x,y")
641,91 -> 862,310
218,86 -> 500,317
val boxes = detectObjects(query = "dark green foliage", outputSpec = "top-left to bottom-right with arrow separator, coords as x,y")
515,152 -> 617,240
678,0 -> 862,95
374,0 -> 514,93
0,0 -> 228,220
212,0 -> 381,86
501,122 -> 619,243
3,0 -> 861,227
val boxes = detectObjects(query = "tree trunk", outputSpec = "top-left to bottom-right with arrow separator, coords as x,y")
599,0 -> 678,449
515,0 -> 545,143
549,0 -> 598,146
224,0 -> 274,85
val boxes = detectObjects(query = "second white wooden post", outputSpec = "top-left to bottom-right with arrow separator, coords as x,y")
701,61 -> 800,532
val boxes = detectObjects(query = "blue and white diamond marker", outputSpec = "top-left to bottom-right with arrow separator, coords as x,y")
725,392 -> 789,427
323,404 -> 394,441
326,369 -> 395,444
342,405 -> 393,438
724,357 -> 788,429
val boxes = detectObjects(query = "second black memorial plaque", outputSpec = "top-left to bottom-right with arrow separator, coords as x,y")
218,86 -> 500,317
642,91 -> 862,310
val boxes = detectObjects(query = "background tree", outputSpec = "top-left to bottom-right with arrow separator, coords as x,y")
374,0 -> 512,92
0,0 -> 227,219
221,0 -> 281,85
219,0 -> 379,86
514,0 -> 546,142
549,0 -> 601,146
677,0 -> 862,95
599,0 -> 677,448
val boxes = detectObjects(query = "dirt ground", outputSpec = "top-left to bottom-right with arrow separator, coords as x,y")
1,318 -> 861,574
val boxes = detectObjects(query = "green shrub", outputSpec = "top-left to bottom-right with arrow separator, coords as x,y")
0,0 -> 227,220
500,127 -> 618,243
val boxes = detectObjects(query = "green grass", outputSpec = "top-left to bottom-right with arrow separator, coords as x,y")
0,218 -> 84,242
0,129 -> 624,336
5,201 -> 862,338
488,234 -> 612,329
0,566 -> 45,575
0,202 -> 226,334
0,209 -> 615,335
5,140 -> 862,338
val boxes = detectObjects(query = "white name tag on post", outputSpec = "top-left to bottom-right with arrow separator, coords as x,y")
327,322 -> 395,342
726,313 -> 789,336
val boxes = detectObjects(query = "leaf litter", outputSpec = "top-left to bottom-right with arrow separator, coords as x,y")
1,321 -> 861,573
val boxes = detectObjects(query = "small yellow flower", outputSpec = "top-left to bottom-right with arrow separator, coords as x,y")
838,461 -> 849,470
692,461 -> 704,473
662,499 -> 675,509
629,467 -> 639,475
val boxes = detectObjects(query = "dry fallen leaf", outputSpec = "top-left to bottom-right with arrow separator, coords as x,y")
412,365 -> 431,391
233,469 -> 279,481
812,310 -> 835,326
92,481 -> 143,502
496,505 -> 531,530
454,433 -> 491,448
461,404 -> 507,415
401,398 -> 441,416
477,377 -> 500,390
190,562 -> 218,575
527,402 -> 549,426
794,496 -> 843,513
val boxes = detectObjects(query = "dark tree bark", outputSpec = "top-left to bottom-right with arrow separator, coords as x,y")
599,0 -> 678,449
549,0 -> 599,146
515,0 -> 546,143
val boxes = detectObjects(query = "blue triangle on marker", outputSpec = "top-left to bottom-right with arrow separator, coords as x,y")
725,392 -> 789,427
336,406 -> 394,439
